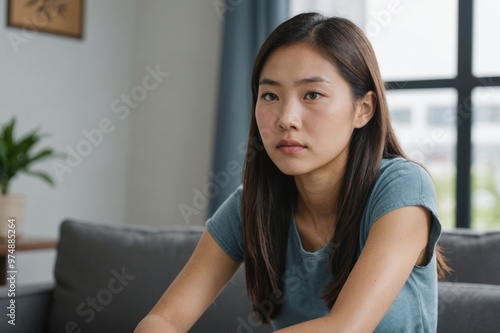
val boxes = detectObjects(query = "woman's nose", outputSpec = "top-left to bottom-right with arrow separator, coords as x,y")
277,100 -> 301,131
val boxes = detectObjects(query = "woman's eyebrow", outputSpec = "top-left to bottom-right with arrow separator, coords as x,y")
259,76 -> 330,87
259,78 -> 281,86
295,76 -> 331,85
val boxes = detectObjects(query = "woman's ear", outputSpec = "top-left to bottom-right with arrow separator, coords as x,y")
354,91 -> 377,129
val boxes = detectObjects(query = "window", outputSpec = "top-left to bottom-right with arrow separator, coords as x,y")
474,106 -> 500,124
387,89 -> 457,229
473,0 -> 500,77
472,88 -> 500,229
427,107 -> 456,127
366,0 -> 458,81
290,0 -> 500,229
390,108 -> 412,125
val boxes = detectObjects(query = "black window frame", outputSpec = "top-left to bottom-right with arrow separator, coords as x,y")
386,0 -> 500,228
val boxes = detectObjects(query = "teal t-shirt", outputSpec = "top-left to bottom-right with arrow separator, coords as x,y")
205,157 -> 442,332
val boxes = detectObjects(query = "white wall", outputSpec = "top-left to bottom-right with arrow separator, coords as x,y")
291,0 -> 366,26
0,0 -> 222,285
1,0 -> 135,285
126,0 -> 222,227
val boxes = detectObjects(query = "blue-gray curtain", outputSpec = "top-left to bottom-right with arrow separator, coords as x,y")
209,0 -> 290,215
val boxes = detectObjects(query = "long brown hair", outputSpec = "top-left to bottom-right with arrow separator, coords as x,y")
242,12 -> 449,323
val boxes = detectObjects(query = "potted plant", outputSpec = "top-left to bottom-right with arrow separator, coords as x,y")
0,117 -> 60,238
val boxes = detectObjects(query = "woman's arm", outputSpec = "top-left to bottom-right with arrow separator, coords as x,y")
274,205 -> 432,333
134,229 -> 241,333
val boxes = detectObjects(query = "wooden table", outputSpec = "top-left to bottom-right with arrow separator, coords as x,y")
0,237 -> 57,285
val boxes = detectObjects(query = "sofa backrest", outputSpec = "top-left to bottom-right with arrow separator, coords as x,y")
50,220 -> 500,333
438,229 -> 500,285
50,220 -> 272,333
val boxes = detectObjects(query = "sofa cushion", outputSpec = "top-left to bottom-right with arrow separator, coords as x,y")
438,229 -> 500,284
49,220 -> 272,333
438,282 -> 500,333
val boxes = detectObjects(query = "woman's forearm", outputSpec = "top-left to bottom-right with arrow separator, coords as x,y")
134,313 -> 184,333
273,316 -> 340,333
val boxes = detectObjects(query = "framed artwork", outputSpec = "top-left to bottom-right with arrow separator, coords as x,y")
7,0 -> 84,39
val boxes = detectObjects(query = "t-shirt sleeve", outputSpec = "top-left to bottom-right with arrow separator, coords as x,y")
205,185 -> 245,263
363,159 -> 442,266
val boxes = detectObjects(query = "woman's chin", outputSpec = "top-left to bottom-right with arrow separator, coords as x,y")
273,164 -> 310,177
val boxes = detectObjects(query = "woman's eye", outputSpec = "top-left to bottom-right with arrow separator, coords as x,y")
262,93 -> 278,101
305,91 -> 322,100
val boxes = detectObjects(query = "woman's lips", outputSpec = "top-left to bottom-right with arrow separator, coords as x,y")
277,139 -> 306,153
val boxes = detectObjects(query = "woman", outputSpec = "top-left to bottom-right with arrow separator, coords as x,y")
135,12 -> 448,332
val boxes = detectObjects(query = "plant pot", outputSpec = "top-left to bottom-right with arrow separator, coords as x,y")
0,194 -> 26,239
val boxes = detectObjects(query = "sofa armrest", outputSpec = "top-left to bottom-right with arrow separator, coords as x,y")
438,282 -> 500,333
0,282 -> 54,333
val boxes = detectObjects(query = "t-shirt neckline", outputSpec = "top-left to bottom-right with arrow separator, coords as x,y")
290,207 -> 331,259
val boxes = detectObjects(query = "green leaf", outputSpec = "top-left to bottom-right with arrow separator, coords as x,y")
20,148 -> 55,169
2,118 -> 16,148
15,126 -> 46,154
0,117 -> 62,194
0,139 -> 7,164
24,170 -> 55,186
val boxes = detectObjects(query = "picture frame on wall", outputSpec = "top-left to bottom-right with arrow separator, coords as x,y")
7,0 -> 85,39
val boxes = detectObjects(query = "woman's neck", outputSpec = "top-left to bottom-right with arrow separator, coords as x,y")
294,168 -> 343,229
293,170 -> 342,251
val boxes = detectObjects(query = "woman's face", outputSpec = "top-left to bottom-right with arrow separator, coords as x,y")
256,43 -> 372,177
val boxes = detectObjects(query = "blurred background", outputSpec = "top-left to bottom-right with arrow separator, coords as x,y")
1,0 -> 498,286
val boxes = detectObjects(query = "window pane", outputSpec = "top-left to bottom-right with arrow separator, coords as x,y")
473,0 -> 500,77
387,89 -> 457,228
472,87 -> 500,230
365,0 -> 458,81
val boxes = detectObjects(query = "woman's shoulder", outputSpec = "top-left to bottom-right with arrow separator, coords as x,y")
368,157 -> 437,215
210,184 -> 244,218
377,157 -> 433,189
379,156 -> 425,173
205,184 -> 245,263
360,157 -> 440,241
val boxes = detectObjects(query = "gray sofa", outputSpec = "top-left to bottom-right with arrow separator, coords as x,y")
1,219 -> 500,333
